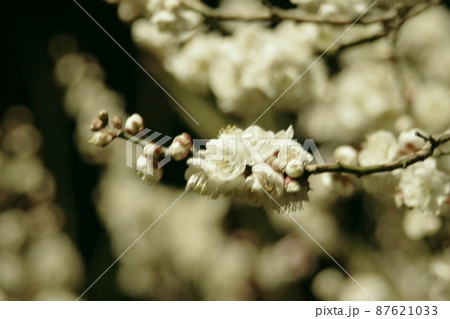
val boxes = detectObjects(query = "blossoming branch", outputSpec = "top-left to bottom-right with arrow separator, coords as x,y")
89,111 -> 450,215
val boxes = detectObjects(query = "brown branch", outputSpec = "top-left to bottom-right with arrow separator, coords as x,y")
304,131 -> 450,177
181,0 -> 441,26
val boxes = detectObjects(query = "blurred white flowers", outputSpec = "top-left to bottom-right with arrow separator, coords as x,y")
0,107 -> 84,300
396,159 -> 450,216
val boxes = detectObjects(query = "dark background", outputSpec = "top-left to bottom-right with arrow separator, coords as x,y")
1,0 -> 142,300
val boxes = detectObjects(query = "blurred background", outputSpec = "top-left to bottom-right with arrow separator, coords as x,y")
1,0 -> 450,300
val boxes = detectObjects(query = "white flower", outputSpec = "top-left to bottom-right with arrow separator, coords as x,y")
334,145 -> 358,165
358,130 -> 400,195
136,154 -> 163,185
193,127 -> 247,187
136,154 -> 152,174
88,131 -> 113,147
125,113 -> 144,135
285,161 -> 304,178
251,164 -> 285,198
195,125 -> 293,176
199,157 -> 246,186
278,143 -> 313,167
301,62 -> 404,143
285,179 -> 301,193
412,81 -> 450,134
185,164 -> 244,199
359,130 -> 398,165
396,159 -> 450,215
185,125 -> 311,212
151,10 -> 177,33
402,209 -> 442,240
185,167 -> 218,197
397,128 -> 426,156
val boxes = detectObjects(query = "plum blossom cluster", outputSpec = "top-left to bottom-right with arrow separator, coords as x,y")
89,114 -> 314,213
106,0 -> 448,142
88,109 -> 450,215
185,125 -> 314,213
323,129 -> 450,216
107,0 -> 390,118
121,0 -> 204,55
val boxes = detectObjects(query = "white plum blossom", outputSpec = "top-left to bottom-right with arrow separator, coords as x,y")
130,0 -> 203,56
396,159 -> 450,216
301,62 -> 404,143
358,130 -> 399,196
285,161 -> 305,178
136,153 -> 163,184
411,81 -> 450,134
251,164 -> 285,198
402,209 -> 442,240
276,142 -> 314,172
358,130 -> 398,166
397,128 -> 426,156
185,125 -> 312,213
320,145 -> 358,197
166,21 -> 326,116
334,145 -> 358,166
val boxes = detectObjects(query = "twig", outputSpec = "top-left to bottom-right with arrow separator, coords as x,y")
180,0 -> 440,26
304,131 -> 450,177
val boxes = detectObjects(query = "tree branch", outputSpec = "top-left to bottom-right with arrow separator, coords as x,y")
304,131 -> 450,177
180,0 -> 441,26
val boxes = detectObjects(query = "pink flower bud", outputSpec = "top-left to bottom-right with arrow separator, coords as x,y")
168,133 -> 192,161
125,114 -> 144,135
397,129 -> 426,156
285,161 -> 304,178
98,110 -> 109,124
143,143 -> 164,159
90,118 -> 103,131
111,116 -> 123,129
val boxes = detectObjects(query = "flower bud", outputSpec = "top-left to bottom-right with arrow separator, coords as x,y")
90,118 -> 103,131
88,131 -> 114,147
141,168 -> 163,185
98,110 -> 109,124
168,133 -> 192,161
143,143 -> 164,159
285,178 -> 301,193
334,145 -> 358,165
267,156 -> 281,171
111,116 -> 123,130
136,154 -> 154,174
285,161 -> 304,178
397,129 -> 426,155
125,113 -> 144,135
